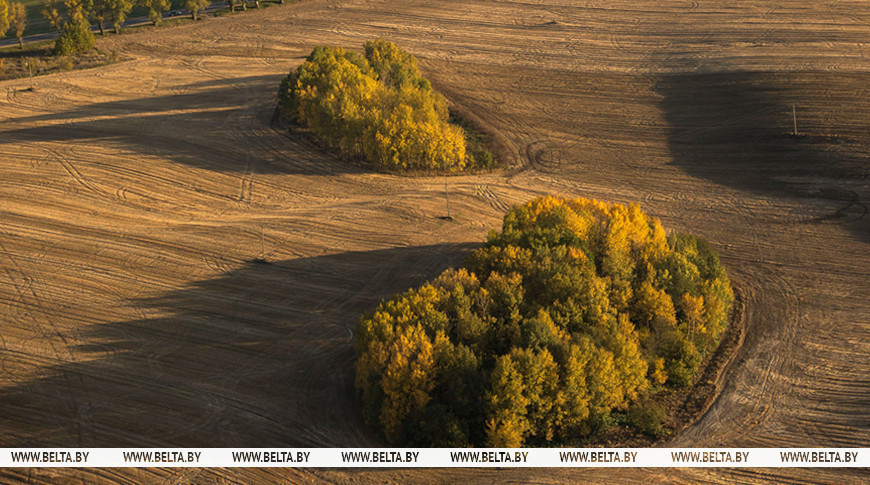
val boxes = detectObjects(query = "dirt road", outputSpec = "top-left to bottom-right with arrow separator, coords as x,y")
1,0 -> 868,483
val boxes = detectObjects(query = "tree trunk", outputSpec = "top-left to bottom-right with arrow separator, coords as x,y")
98,22 -> 104,36
254,0 -> 259,8
18,37 -> 24,50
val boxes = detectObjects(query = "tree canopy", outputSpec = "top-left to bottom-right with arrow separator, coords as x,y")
278,39 -> 494,172
8,2 -> 27,50
138,0 -> 170,26
355,196 -> 734,446
0,0 -> 10,40
184,0 -> 208,20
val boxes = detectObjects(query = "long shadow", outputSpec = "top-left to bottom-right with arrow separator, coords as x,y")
1,75 -> 359,175
655,70 -> 870,243
0,243 -> 477,447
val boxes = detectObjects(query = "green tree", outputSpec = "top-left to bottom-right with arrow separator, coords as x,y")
0,0 -> 9,41
91,0 -> 107,35
378,325 -> 437,443
279,41 -> 472,172
8,2 -> 26,50
137,0 -> 168,25
54,16 -> 94,54
485,353 -> 530,447
45,0 -> 96,54
65,0 -> 93,23
106,0 -> 132,33
558,340 -> 594,439
184,0 -> 208,20
355,195 -> 733,446
365,37 -> 429,89
41,0 -> 64,33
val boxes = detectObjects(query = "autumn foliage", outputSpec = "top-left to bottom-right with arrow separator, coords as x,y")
277,39 -> 493,172
355,196 -> 733,446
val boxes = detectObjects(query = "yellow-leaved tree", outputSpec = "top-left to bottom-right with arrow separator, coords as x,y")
278,40 -> 492,172
355,196 -> 733,446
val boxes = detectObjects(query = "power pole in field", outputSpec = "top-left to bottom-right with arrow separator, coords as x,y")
792,104 -> 798,136
445,182 -> 451,220
260,224 -> 265,260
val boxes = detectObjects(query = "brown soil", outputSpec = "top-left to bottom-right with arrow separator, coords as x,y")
1,0 -> 868,483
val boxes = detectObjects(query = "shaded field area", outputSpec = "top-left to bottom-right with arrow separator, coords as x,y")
0,244 -> 475,448
0,0 -> 868,483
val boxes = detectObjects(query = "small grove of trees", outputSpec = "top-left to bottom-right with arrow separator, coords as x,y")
0,0 -> 8,41
0,0 -> 27,50
3,0 -> 288,55
355,196 -> 734,447
76,0 -> 167,37
8,2 -> 27,49
33,0 -> 169,54
278,39 -> 495,172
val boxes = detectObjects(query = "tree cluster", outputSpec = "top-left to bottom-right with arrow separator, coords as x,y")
278,39 -> 494,172
0,0 -> 32,51
42,0 -> 96,55
0,0 -> 174,55
355,196 -> 733,447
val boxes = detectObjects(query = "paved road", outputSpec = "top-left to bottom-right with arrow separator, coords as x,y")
0,2 -> 226,49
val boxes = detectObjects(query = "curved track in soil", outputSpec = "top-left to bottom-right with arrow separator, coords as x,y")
1,0 -> 868,483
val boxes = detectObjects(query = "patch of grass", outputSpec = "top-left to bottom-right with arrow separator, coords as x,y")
128,16 -> 196,32
0,42 -> 123,81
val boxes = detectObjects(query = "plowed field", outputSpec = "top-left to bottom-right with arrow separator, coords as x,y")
1,0 -> 868,483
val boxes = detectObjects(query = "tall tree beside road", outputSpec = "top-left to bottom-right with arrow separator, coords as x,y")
0,0 -> 9,41
184,0 -> 208,20
53,0 -> 95,54
41,0 -> 63,34
138,0 -> 170,25
92,0 -> 107,35
106,0 -> 133,33
8,1 -> 26,49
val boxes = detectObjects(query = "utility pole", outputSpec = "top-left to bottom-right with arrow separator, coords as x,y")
445,182 -> 451,220
792,104 -> 798,136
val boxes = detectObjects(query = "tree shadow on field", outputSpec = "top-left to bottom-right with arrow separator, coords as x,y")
0,74 -> 360,175
655,71 -> 870,243
0,243 -> 476,447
